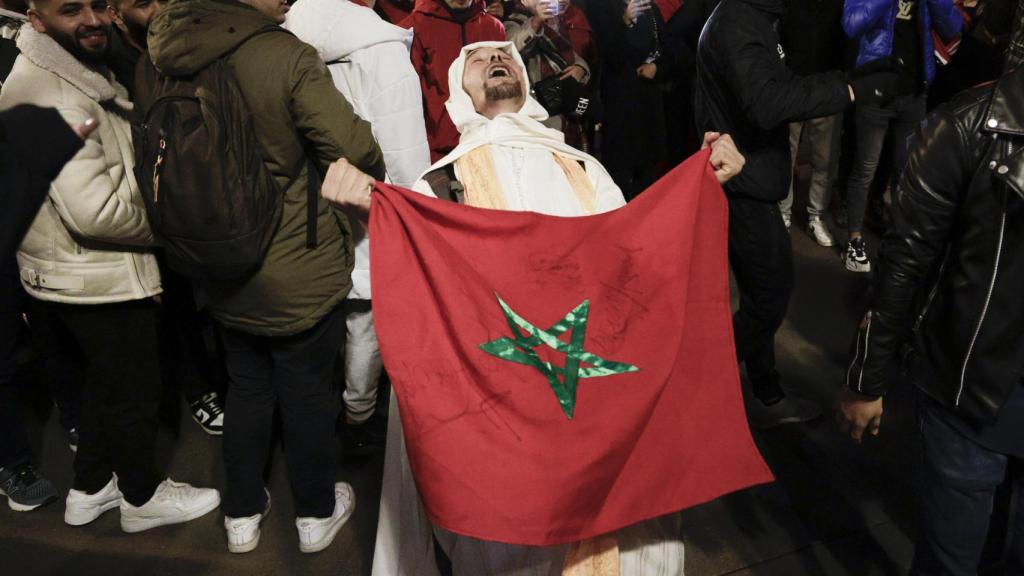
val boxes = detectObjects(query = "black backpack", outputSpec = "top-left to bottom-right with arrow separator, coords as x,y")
133,38 -> 317,280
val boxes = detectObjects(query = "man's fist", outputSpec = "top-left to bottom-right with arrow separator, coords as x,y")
834,387 -> 884,443
321,158 -> 376,219
702,132 -> 745,185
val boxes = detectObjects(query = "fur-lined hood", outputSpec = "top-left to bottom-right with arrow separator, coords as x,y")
15,25 -> 132,110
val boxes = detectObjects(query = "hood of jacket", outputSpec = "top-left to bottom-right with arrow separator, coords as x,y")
147,0 -> 279,76
415,0 -> 487,22
14,26 -> 132,109
283,0 -> 412,62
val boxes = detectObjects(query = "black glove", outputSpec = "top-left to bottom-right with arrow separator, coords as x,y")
848,58 -> 902,106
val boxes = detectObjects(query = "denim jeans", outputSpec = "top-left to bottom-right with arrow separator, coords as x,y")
780,114 -> 842,220
912,393 -> 1024,575
845,94 -> 927,235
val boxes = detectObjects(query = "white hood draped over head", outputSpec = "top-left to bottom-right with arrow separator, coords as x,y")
427,40 -> 606,176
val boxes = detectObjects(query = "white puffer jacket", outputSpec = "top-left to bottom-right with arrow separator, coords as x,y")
286,0 -> 431,300
0,27 -> 160,304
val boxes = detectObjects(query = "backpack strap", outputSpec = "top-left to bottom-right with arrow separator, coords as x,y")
422,164 -> 464,204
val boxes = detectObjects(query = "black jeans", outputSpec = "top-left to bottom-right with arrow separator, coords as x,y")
727,196 -> 794,392
220,306 -> 345,519
913,394 -> 1024,575
845,93 -> 927,235
27,297 -> 83,434
0,261 -> 31,469
37,299 -> 163,506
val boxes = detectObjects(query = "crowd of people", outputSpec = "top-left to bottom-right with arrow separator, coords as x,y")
0,0 -> 1021,572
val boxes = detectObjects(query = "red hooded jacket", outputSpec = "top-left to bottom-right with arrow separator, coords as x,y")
400,0 -> 505,162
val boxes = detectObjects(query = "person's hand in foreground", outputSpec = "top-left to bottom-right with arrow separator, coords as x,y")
835,388 -> 883,443
701,132 -> 745,185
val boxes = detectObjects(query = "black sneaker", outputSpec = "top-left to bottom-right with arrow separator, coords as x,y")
68,428 -> 79,453
845,237 -> 871,273
0,463 -> 59,512
189,392 -> 224,436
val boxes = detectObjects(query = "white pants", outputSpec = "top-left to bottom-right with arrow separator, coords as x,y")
343,303 -> 383,424
371,391 -> 686,576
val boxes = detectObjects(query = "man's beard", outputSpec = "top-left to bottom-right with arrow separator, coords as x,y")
51,25 -> 112,65
484,80 -> 523,103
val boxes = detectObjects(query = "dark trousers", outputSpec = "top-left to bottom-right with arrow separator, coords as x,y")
36,299 -> 163,506
220,306 -> 345,519
845,93 -> 927,235
913,396 -> 1024,575
0,262 -> 31,469
159,266 -> 219,403
727,196 -> 794,389
28,297 -> 83,433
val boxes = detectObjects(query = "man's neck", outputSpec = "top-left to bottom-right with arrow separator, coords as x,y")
479,102 -> 522,119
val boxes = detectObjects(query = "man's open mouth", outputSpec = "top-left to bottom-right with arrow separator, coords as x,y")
487,64 -> 512,79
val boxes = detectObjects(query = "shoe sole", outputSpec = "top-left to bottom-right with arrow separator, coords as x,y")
121,495 -> 221,533
191,414 -> 223,436
227,497 -> 270,554
65,497 -> 122,526
1,488 -> 58,512
228,531 -> 261,554
298,493 -> 356,554
845,260 -> 871,273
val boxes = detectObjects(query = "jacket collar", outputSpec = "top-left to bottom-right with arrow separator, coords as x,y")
983,67 -> 1024,199
983,67 -> 1024,138
15,26 -> 132,110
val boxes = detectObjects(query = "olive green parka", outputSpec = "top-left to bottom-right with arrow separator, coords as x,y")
140,0 -> 385,336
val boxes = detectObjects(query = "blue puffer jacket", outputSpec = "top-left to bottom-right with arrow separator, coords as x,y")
843,0 -> 963,86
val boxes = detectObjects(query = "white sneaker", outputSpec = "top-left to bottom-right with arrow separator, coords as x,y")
120,479 -> 220,533
782,213 -> 792,230
225,490 -> 271,554
807,216 -> 835,247
65,476 -> 122,526
296,482 -> 356,554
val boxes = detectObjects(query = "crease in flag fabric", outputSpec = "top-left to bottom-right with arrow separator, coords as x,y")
369,150 -> 774,547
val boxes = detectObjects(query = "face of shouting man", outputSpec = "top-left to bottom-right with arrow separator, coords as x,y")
462,46 -> 527,119
28,0 -> 113,67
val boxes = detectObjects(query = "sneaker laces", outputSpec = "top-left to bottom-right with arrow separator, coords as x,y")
156,479 -> 194,502
200,393 -> 224,417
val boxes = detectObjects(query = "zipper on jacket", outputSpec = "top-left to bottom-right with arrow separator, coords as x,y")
846,311 -> 871,392
956,140 -> 1013,406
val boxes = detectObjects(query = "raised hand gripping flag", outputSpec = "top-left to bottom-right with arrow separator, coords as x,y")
370,150 -> 772,547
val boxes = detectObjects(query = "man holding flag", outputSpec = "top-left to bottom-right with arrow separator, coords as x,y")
323,41 -> 766,575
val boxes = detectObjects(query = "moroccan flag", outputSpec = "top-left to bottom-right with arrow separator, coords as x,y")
370,150 -> 773,546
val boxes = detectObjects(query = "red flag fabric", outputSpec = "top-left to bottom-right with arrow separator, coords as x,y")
370,150 -> 773,546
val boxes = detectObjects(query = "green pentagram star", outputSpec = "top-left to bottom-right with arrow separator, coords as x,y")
479,294 -> 639,420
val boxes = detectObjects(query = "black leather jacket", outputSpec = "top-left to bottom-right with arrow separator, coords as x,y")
694,0 -> 851,202
847,68 -> 1024,424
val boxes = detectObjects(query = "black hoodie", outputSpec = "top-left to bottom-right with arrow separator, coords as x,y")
695,0 -> 850,201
